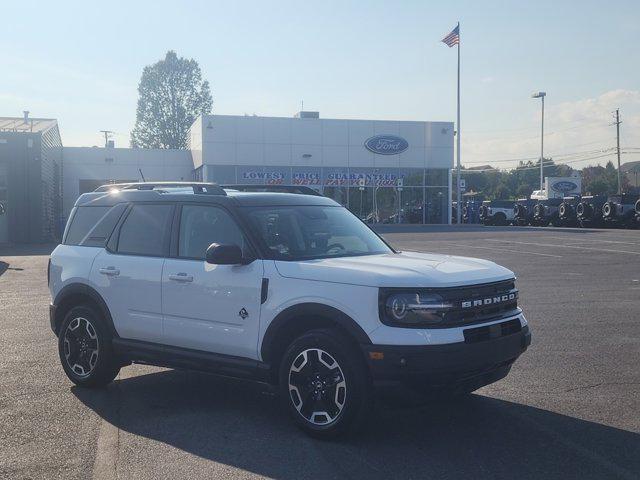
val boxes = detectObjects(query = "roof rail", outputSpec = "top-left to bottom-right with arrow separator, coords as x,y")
222,184 -> 322,196
94,182 -> 227,195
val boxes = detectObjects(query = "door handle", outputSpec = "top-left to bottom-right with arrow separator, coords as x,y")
169,273 -> 193,283
99,266 -> 120,276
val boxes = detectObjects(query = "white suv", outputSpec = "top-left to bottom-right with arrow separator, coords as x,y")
49,182 -> 531,438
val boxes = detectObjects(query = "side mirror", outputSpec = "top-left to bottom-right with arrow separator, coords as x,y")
205,243 -> 247,265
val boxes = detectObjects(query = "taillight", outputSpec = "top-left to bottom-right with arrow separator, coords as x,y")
47,258 -> 51,286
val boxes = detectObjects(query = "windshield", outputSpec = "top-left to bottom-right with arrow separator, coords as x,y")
242,205 -> 393,260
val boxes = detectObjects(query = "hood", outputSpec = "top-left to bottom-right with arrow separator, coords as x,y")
274,251 -> 514,288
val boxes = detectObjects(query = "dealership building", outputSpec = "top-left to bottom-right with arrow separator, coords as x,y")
0,112 -> 454,243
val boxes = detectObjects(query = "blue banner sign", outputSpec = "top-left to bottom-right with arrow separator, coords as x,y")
550,180 -> 578,193
292,172 -> 321,185
241,170 -> 286,184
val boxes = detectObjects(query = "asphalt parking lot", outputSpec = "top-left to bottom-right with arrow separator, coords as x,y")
1,226 -> 639,480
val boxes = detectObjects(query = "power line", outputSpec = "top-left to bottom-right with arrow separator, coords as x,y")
462,147 -> 615,165
459,152 -> 618,172
463,138 -> 615,166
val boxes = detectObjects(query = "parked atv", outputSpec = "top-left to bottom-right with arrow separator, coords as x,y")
602,194 -> 640,228
513,199 -> 536,226
532,198 -> 562,227
479,200 -> 515,226
576,195 -> 607,228
557,196 -> 580,227
462,201 -> 482,224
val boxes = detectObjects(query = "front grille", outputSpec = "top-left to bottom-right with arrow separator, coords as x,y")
440,279 -> 519,327
464,319 -> 522,343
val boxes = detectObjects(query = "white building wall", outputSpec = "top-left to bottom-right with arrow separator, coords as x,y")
61,147 -> 193,218
58,114 -> 453,224
198,115 -> 453,171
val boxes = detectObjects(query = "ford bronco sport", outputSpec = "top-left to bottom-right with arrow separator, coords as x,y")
49,182 -> 531,438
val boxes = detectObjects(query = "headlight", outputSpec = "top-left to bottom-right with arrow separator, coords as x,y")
380,291 -> 454,327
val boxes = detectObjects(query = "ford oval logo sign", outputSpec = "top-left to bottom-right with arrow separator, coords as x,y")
551,181 -> 578,193
364,135 -> 409,155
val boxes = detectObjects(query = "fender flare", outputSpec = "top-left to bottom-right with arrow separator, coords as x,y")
260,303 -> 371,363
53,283 -> 118,336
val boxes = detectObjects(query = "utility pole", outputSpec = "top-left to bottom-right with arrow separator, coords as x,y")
531,92 -> 546,191
614,109 -> 622,194
99,130 -> 114,148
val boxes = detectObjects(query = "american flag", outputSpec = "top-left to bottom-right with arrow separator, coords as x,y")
442,25 -> 459,47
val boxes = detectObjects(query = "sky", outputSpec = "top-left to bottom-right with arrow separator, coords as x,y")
2,0 -> 639,169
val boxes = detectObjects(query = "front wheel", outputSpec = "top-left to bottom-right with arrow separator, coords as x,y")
58,305 -> 120,388
279,329 -> 371,438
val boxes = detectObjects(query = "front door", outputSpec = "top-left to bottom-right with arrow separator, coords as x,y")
162,204 -> 263,359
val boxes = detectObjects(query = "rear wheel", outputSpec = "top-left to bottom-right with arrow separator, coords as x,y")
58,305 -> 120,387
279,329 -> 371,438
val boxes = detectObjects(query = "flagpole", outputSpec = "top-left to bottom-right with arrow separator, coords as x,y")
456,21 -> 461,225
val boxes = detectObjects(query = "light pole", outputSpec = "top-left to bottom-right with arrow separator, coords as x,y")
531,92 -> 546,192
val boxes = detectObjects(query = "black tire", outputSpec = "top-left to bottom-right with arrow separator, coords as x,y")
58,305 -> 120,388
493,212 -> 507,226
278,328 -> 371,439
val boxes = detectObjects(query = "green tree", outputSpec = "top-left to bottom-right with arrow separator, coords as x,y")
131,51 -> 213,149
586,179 -> 609,195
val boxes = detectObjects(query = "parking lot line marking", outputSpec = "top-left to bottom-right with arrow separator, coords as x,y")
92,371 -> 125,480
484,239 -> 640,256
542,236 -> 640,246
447,243 -> 563,258
92,413 -> 119,480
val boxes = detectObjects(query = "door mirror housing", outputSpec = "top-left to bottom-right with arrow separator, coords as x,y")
205,243 -> 248,265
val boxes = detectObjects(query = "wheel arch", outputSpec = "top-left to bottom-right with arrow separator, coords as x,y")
53,283 -> 117,337
260,303 -> 371,380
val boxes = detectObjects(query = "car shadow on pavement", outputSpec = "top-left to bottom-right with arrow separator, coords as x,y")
0,243 -> 57,257
0,261 -> 7,276
73,369 -> 640,480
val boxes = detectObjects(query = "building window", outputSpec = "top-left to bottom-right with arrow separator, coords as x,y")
203,165 -> 450,224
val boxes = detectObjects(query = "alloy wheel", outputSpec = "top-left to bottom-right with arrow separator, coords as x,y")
63,317 -> 99,377
288,348 -> 347,426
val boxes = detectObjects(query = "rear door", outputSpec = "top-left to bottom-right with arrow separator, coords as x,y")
161,203 -> 263,359
91,203 -> 174,343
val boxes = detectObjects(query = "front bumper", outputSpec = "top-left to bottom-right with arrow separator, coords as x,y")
362,321 -> 531,391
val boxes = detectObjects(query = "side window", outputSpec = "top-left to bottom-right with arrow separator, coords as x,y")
117,204 -> 174,256
179,205 -> 246,260
82,204 -> 127,247
64,206 -> 111,246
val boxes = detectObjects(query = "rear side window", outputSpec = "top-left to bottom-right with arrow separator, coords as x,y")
65,206 -> 121,246
117,204 -> 174,256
